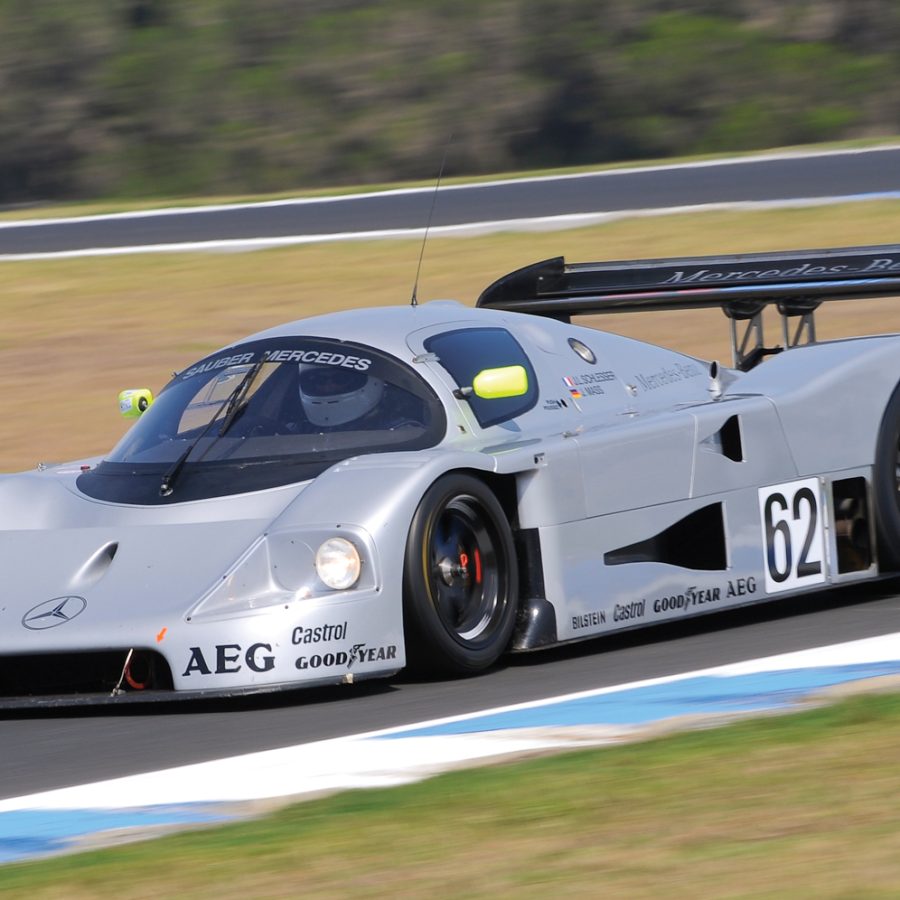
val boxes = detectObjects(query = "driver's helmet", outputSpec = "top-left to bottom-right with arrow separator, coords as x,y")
298,365 -> 385,427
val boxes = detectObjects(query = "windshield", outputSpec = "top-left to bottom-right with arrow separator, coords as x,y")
78,337 -> 446,504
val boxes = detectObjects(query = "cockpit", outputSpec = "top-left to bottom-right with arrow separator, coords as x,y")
77,337 -> 446,504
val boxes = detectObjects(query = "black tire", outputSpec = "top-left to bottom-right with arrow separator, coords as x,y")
403,473 -> 518,674
874,381 -> 900,570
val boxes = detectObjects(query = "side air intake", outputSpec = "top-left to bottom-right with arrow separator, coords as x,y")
604,503 -> 727,571
700,415 -> 744,462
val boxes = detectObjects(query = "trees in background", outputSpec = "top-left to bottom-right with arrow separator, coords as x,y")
1,0 -> 898,202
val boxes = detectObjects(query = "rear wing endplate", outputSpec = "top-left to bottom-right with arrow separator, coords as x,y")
476,244 -> 900,370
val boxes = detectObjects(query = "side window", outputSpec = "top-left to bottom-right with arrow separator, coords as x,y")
424,327 -> 538,428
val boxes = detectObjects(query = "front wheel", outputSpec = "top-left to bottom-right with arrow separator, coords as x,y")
403,474 -> 518,674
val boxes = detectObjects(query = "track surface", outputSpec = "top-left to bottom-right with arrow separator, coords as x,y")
2,583 -> 900,800
3,147 -> 900,802
2,148 -> 900,254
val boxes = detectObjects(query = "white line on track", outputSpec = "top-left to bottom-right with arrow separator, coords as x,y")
2,192 -> 900,262
1,630 -> 898,812
1,144 -> 898,231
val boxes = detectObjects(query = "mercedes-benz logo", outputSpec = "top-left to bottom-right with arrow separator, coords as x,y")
22,596 -> 87,630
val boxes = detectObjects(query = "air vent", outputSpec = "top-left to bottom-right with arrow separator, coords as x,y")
832,477 -> 871,573
719,415 -> 743,462
70,541 -> 119,590
0,650 -> 173,698
604,503 -> 727,570
700,415 -> 743,462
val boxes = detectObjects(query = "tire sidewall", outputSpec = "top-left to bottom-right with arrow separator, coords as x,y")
873,381 -> 900,570
403,473 -> 518,673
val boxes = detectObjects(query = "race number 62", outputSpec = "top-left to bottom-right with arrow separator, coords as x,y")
758,478 -> 826,594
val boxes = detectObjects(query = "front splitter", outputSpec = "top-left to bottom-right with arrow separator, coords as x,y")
0,669 -> 398,710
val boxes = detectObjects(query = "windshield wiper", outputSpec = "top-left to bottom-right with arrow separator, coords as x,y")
159,359 -> 265,497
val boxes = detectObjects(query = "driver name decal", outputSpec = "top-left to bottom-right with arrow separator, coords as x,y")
563,370 -> 616,398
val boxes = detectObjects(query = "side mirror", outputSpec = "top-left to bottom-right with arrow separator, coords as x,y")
472,365 -> 529,399
118,388 -> 154,419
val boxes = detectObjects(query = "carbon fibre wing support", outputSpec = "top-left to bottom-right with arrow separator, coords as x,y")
476,245 -> 900,370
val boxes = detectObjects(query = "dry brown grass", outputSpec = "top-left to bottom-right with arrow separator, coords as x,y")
3,200 -> 900,472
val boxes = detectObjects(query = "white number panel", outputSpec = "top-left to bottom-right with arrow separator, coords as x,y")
758,477 -> 827,594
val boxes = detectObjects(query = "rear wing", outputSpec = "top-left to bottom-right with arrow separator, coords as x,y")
476,244 -> 900,370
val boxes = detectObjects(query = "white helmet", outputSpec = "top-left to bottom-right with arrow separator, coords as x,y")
298,365 -> 384,427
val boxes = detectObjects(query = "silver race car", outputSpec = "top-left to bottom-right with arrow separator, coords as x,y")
3,243 -> 900,705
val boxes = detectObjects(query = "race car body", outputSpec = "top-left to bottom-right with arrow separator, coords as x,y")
2,243 -> 900,705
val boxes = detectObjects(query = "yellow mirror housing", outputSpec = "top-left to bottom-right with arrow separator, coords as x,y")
118,388 -> 154,419
472,365 -> 528,400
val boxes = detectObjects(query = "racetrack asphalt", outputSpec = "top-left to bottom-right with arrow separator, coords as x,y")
3,146 -> 900,800
2,580 -> 900,800
2,147 -> 900,255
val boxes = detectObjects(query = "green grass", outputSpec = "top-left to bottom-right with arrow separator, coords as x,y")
3,690 -> 900,897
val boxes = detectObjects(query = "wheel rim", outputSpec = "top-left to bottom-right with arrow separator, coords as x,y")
426,495 -> 506,645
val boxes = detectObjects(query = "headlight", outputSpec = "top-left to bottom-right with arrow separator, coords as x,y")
187,528 -> 376,623
315,537 -> 361,590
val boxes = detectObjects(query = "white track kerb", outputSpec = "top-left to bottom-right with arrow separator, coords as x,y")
2,633 -> 900,863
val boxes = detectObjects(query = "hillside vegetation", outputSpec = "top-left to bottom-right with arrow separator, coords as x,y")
2,0 -> 900,202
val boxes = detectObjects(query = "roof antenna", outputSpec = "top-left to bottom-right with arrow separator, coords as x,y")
411,134 -> 452,307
